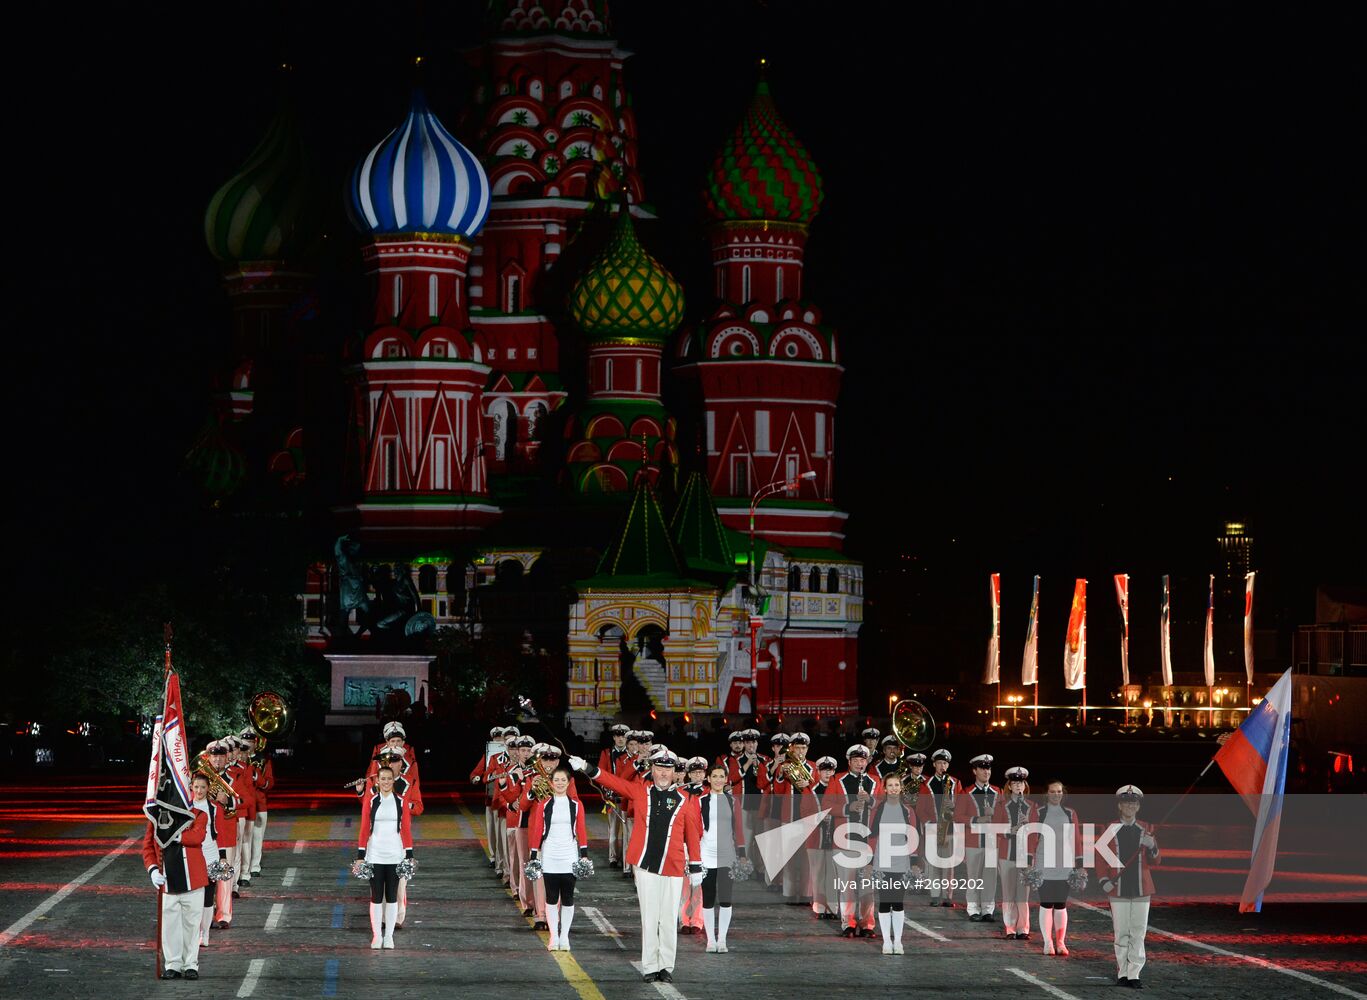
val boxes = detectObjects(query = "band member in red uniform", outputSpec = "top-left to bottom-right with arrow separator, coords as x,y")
808,755 -> 840,919
494,736 -> 535,906
771,732 -> 816,904
955,753 -> 1004,922
569,746 -> 703,985
1098,785 -> 1160,987
874,735 -> 903,782
618,730 -> 653,878
472,727 -> 513,875
597,724 -> 631,868
717,731 -> 744,771
357,762 -> 415,949
526,764 -> 590,951
757,733 -> 789,888
226,738 -> 259,891
924,748 -> 958,907
203,743 -> 238,929
678,757 -> 709,934
825,744 -> 882,938
728,729 -> 766,874
860,727 -> 881,757
143,784 -> 210,980
237,729 -> 273,880
870,773 -> 921,955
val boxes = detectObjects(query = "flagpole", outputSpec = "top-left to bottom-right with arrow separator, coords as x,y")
154,622 -> 173,979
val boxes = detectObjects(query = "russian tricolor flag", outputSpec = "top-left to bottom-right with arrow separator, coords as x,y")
1214,668 -> 1293,912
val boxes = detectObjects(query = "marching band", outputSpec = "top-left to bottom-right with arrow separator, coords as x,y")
144,720 -> 1160,991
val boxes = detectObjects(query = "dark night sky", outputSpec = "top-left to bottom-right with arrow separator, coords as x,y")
13,3 -> 1363,695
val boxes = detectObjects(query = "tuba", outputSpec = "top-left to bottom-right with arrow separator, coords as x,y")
526,749 -> 554,801
195,753 -> 240,817
889,698 -> 947,843
248,691 -> 292,762
779,745 -> 814,785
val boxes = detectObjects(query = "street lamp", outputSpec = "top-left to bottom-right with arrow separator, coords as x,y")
746,470 -> 817,712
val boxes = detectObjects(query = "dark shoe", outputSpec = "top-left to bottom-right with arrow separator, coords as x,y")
184,970 -> 199,981
1116,978 -> 1129,987
842,926 -> 857,938
232,891 -> 241,899
1020,933 -> 1031,941
941,900 -> 954,908
215,921 -> 229,930
982,912 -> 995,922
522,906 -> 534,917
643,972 -> 660,983
238,879 -> 251,888
533,920 -> 547,930
969,914 -> 983,922
1128,981 -> 1144,990
658,970 -> 674,984
858,928 -> 877,939
160,970 -> 182,980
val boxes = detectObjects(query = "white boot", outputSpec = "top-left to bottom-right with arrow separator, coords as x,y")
702,906 -> 717,952
369,902 -> 383,949
545,905 -> 560,951
879,912 -> 893,954
1055,908 -> 1069,956
1040,907 -> 1055,955
717,906 -> 732,953
382,902 -> 397,948
892,909 -> 905,954
200,906 -> 213,947
559,904 -> 575,951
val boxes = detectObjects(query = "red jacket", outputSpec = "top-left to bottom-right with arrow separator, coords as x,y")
613,754 -> 650,819
527,795 -> 589,855
955,782 -> 1006,853
1096,819 -> 1160,898
590,766 -> 702,877
1017,801 -> 1083,867
357,784 -> 414,857
142,812 -> 209,894
824,769 -> 882,826
226,762 -> 258,821
472,750 -> 508,804
253,758 -> 275,813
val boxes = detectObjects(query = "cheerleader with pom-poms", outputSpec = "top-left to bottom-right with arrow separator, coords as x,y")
354,763 -> 415,949
525,764 -> 592,951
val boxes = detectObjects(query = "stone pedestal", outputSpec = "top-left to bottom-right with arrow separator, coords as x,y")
324,652 -> 432,729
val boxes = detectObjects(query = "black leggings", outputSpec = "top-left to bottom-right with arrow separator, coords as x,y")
702,867 -> 733,908
877,873 -> 905,913
1038,879 -> 1071,908
203,885 -> 215,907
370,863 -> 400,903
543,872 -> 577,906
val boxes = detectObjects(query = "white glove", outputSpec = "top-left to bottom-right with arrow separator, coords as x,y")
569,755 -> 588,773
687,867 -> 705,887
1139,832 -> 1156,850
149,868 -> 167,889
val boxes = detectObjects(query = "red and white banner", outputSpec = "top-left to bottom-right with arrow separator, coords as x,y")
142,672 -> 195,848
1160,575 -> 1174,687
983,573 -> 1001,684
1204,574 -> 1217,688
1063,578 -> 1087,691
1022,575 -> 1040,687
1114,573 -> 1130,687
1244,571 -> 1256,684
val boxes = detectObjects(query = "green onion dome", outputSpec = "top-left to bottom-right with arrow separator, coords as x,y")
205,107 -> 312,263
568,213 -> 683,340
703,78 -> 823,225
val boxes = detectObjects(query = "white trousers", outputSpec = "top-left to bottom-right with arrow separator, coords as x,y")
214,842 -> 237,923
235,818 -> 252,881
808,848 -> 837,915
635,869 -> 684,974
999,858 -> 1031,934
607,806 -> 625,862
782,840 -> 810,899
623,818 -> 635,872
1109,897 -> 1151,980
248,811 -> 267,873
161,890 -> 202,972
840,864 -> 876,930
926,828 -> 955,900
964,846 -> 998,915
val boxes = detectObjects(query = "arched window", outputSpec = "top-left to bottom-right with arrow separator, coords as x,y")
493,399 -> 518,461
788,565 -> 802,592
418,565 -> 438,594
505,274 -> 521,312
808,567 -> 822,592
827,568 -> 841,593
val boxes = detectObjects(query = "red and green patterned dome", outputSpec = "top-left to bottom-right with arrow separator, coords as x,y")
569,213 -> 684,340
704,78 -> 823,226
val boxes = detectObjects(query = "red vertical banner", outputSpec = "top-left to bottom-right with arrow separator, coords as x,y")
983,572 -> 1001,684
1244,571 -> 1256,685
1160,575 -> 1174,687
1204,574 -> 1217,689
1021,575 -> 1040,687
1062,578 -> 1087,691
1114,573 -> 1130,687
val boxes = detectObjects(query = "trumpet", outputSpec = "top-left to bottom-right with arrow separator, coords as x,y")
527,750 -> 554,802
194,753 -> 240,816
778,746 -> 814,785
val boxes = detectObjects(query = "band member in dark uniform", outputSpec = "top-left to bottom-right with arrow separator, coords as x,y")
924,748 -> 959,906
860,727 -> 881,757
874,735 -> 903,782
143,784 -> 210,980
568,747 -> 703,985
1098,785 -> 1160,988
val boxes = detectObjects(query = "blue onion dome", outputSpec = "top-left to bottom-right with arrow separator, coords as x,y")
349,90 -> 491,239
205,106 -> 313,263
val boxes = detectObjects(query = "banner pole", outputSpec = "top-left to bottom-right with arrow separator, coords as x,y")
154,885 -> 164,979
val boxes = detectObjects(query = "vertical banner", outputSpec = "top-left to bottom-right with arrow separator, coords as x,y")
1021,575 -> 1040,687
1114,573 -> 1131,687
1062,578 -> 1087,690
142,672 -> 195,848
983,572 -> 1001,684
1244,571 -> 1256,684
1204,573 -> 1217,688
1160,574 -> 1174,687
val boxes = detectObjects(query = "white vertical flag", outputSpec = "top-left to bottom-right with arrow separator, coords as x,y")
983,572 -> 1001,684
1204,573 -> 1216,688
1063,578 -> 1087,690
1022,575 -> 1040,687
1160,574 -> 1174,687
1114,573 -> 1130,687
1244,571 -> 1256,684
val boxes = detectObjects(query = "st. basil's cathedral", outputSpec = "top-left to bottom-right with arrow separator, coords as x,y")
194,1 -> 863,739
